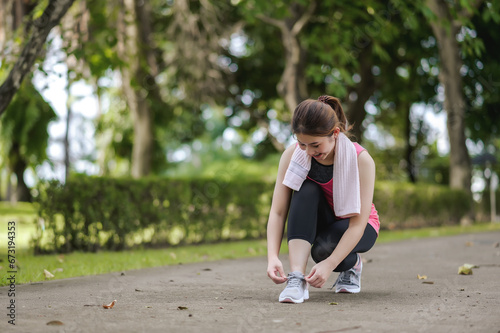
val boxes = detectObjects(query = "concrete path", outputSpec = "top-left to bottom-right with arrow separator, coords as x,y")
1,231 -> 500,333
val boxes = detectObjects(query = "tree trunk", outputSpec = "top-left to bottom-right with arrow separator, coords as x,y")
344,45 -> 377,142
117,0 -> 158,178
64,87 -> 72,182
0,0 -> 76,116
258,1 -> 316,113
277,21 -> 308,112
404,101 -> 417,183
10,143 -> 31,202
426,0 -> 472,194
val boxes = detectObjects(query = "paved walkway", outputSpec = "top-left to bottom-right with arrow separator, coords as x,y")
1,231 -> 500,333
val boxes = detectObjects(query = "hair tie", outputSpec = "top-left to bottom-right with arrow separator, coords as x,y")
318,95 -> 328,104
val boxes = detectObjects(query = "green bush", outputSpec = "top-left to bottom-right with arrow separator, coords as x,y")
33,175 -> 471,253
374,181 -> 471,229
33,175 -> 272,253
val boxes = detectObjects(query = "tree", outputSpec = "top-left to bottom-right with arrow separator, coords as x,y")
423,0 -> 484,196
256,1 -> 316,113
80,0 -> 234,177
0,80 -> 56,201
0,0 -> 76,116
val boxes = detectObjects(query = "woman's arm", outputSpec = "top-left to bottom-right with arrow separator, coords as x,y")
266,144 -> 294,284
306,151 -> 376,287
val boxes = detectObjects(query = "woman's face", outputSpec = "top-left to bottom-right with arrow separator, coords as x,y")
296,133 -> 336,163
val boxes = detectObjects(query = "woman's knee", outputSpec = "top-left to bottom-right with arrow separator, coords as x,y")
311,240 -> 335,263
293,179 -> 322,199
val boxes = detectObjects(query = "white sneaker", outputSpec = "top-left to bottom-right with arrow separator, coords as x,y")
333,254 -> 362,293
279,271 -> 309,303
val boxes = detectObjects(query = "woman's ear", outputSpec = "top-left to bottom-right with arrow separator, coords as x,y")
334,127 -> 340,138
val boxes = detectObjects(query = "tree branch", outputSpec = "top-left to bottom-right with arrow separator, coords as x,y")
256,13 -> 287,32
291,0 -> 316,36
0,0 -> 76,117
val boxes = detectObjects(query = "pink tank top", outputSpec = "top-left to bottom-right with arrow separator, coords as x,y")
307,143 -> 380,234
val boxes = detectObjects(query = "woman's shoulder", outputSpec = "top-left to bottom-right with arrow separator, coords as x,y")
280,143 -> 297,164
353,142 -> 366,156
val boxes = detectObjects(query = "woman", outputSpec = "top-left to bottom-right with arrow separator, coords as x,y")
266,95 -> 380,303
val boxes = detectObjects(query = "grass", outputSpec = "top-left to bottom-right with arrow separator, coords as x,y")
1,201 -> 499,286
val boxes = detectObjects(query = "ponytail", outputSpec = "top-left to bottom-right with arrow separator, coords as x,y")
317,95 -> 348,133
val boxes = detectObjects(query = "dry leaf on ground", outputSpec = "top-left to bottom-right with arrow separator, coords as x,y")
46,320 -> 64,326
458,263 -> 476,275
417,274 -> 428,280
178,306 -> 188,310
103,300 -> 117,309
43,269 -> 54,278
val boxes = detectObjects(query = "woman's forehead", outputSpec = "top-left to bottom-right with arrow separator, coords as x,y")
295,134 -> 328,144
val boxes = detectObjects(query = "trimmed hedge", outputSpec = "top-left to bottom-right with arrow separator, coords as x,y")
33,175 -> 471,253
33,175 -> 271,253
374,181 -> 471,229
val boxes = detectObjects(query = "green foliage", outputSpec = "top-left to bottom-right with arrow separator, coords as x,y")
0,79 -> 56,170
34,174 -> 273,253
374,181 -> 471,229
34,174 -> 471,253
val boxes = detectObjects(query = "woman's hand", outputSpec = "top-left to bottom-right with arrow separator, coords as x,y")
267,257 -> 288,284
305,260 -> 335,288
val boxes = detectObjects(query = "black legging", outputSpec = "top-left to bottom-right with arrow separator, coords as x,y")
287,179 -> 377,272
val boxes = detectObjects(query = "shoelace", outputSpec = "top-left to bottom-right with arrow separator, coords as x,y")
286,273 -> 305,288
330,268 -> 358,289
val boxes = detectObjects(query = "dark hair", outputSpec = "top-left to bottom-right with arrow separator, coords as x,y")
292,95 -> 350,137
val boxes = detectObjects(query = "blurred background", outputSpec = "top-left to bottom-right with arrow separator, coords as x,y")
0,0 -> 499,254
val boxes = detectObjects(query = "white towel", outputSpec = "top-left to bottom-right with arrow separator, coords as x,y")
282,133 -> 361,218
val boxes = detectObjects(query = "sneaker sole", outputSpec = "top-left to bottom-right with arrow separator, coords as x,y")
279,290 -> 309,303
335,287 -> 360,294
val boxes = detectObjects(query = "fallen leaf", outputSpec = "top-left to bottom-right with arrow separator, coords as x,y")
135,289 -> 143,292
422,281 -> 434,284
188,314 -> 193,317
417,274 -> 428,280
219,307 -> 224,309
178,306 -> 188,310
329,302 -> 339,305
460,263 -> 477,272
169,252 -> 177,260
202,268 -> 212,271
46,320 -> 64,326
458,263 -> 476,275
493,242 -> 499,248
465,241 -> 474,247
103,300 -> 117,309
43,269 -> 54,278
